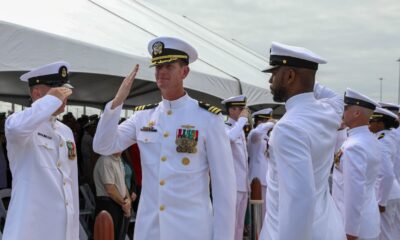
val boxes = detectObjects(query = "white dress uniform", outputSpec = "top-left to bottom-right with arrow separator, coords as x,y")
261,83 -> 345,240
3,95 -> 79,240
332,89 -> 382,239
392,127 -> 400,239
93,94 -> 236,240
224,116 -> 248,240
222,94 -> 249,240
248,120 -> 274,219
379,102 -> 400,239
225,116 -> 249,193
391,127 -> 400,239
376,129 -> 400,240
332,126 -> 381,239
260,42 -> 345,240
374,129 -> 395,208
3,61 -> 79,240
370,107 -> 400,240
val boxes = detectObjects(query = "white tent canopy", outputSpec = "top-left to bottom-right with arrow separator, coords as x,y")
0,0 -> 281,112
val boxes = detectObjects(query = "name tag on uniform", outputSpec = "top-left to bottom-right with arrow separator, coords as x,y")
140,127 -> 157,132
176,126 -> 198,154
38,132 -> 52,140
66,141 -> 76,160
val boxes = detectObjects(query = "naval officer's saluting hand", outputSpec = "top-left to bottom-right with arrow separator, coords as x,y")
112,64 -> 139,109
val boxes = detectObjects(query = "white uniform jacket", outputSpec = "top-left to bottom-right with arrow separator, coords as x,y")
332,126 -> 381,238
3,95 -> 79,240
225,117 -> 249,192
261,83 -> 345,240
393,128 -> 400,183
248,122 -> 273,186
93,94 -> 236,240
375,130 -> 396,206
388,128 -> 400,201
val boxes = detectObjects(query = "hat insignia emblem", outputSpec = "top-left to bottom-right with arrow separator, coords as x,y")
152,41 -> 164,56
61,67 -> 67,78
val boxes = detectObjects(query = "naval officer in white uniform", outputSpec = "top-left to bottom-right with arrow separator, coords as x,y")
3,61 -> 79,240
332,89 -> 381,240
369,107 -> 400,240
247,108 -> 274,220
221,95 -> 250,240
259,42 -> 345,240
93,37 -> 236,240
379,103 -> 400,239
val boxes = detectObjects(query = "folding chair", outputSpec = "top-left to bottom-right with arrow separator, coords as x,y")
79,184 -> 95,238
0,188 -> 11,232
79,220 -> 89,240
80,184 -> 95,216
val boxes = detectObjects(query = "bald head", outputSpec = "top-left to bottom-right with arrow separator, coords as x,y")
343,105 -> 374,129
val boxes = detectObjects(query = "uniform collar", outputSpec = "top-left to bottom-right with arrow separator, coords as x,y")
227,117 -> 237,124
348,125 -> 370,136
49,116 -> 58,129
161,93 -> 190,109
285,92 -> 315,111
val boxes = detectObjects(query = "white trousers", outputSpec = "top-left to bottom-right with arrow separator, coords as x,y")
235,191 -> 248,240
262,186 -> 267,221
393,200 -> 400,239
379,199 -> 400,240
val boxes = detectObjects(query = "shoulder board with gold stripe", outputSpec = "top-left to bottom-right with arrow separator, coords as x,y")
378,132 -> 385,140
198,101 -> 222,115
133,103 -> 159,111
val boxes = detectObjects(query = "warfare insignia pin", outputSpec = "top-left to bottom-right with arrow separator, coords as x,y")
140,120 -> 157,132
148,120 -> 155,127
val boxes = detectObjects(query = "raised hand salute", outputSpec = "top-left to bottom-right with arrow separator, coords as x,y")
112,64 -> 139,109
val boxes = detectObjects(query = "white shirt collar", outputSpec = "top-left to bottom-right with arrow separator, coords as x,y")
285,92 -> 315,111
348,125 -> 370,136
161,93 -> 190,110
49,116 -> 58,129
227,117 -> 237,124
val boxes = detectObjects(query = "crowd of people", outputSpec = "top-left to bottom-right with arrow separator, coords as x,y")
0,36 -> 399,240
